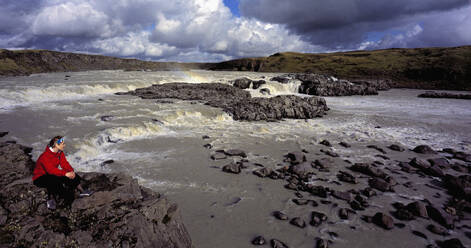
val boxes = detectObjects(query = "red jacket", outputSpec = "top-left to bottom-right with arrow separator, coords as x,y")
32,146 -> 74,181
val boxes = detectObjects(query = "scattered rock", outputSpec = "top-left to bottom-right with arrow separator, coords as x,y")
289,162 -> 315,178
437,238 -> 465,248
320,140 -> 332,147
253,168 -> 272,178
428,158 -> 450,167
292,199 -> 310,205
426,205 -> 455,229
388,144 -> 405,152
290,217 -> 306,228
410,158 -> 431,170
331,190 -> 351,202
224,149 -> 247,158
339,141 -> 351,148
310,211 -> 327,226
418,91 -> 471,100
338,208 -> 350,220
337,171 -> 357,184
411,231 -> 427,239
413,145 -> 437,154
372,212 -> 394,229
203,143 -> 213,149
315,238 -> 329,248
211,152 -> 227,160
100,160 -> 114,166
285,151 -> 306,165
252,236 -> 266,245
271,239 -> 289,248
367,145 -> 387,154
406,201 -> 428,218
202,135 -> 210,139
0,132 -> 8,138
100,115 -> 114,121
369,178 -> 394,192
427,224 -> 449,236
260,88 -> 271,95
273,211 -> 288,221
222,162 -> 241,174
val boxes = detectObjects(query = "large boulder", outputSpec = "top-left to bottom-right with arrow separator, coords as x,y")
124,83 -> 329,121
0,142 -> 192,248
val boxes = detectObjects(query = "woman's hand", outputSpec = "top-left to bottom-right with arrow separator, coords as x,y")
65,171 -> 76,179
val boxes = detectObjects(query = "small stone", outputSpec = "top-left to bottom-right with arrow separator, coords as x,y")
427,224 -> 449,236
252,236 -> 266,245
393,209 -> 415,221
406,201 -> 428,218
271,239 -> 289,248
203,143 -> 213,149
369,178 -> 393,192
202,135 -> 210,139
388,144 -> 405,152
338,208 -> 349,220
372,212 -> 394,230
100,160 -> 114,166
367,145 -> 387,154
339,141 -> 351,148
310,211 -> 327,226
0,132 -> 8,138
413,145 -> 437,154
319,140 -> 332,147
316,238 -> 329,248
331,190 -> 351,202
222,162 -> 241,174
253,168 -> 272,178
100,115 -> 114,121
224,149 -> 247,158
285,151 -> 306,165
211,152 -> 227,160
350,200 -> 365,211
273,211 -> 288,221
292,199 -> 309,205
289,217 -> 306,228
437,238 -> 465,248
428,158 -> 450,167
337,171 -> 357,184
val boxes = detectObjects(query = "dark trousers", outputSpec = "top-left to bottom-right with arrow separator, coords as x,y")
34,174 -> 81,202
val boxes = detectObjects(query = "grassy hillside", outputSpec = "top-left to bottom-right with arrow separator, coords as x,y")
0,49 -> 210,76
209,46 -> 471,90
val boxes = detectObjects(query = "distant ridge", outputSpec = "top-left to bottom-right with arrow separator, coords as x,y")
1,46 -> 470,90
0,49 -> 210,76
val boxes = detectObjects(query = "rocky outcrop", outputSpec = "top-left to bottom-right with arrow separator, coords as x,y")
418,91 -> 471,100
122,83 -> 329,121
0,142 -> 192,248
270,73 -> 391,96
231,77 -> 266,90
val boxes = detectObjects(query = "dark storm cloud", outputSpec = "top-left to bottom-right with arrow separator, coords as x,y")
239,0 -> 471,49
0,0 -> 43,34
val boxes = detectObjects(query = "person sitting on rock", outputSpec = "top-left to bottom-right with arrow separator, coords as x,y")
32,136 -> 93,210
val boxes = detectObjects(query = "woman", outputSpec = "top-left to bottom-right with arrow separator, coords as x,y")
32,136 -> 92,210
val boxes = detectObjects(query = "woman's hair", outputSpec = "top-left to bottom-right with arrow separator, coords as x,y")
48,136 -> 63,147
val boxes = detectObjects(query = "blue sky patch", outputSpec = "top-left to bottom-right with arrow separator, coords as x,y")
223,0 -> 240,17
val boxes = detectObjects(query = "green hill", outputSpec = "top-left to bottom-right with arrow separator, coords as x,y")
209,46 -> 471,90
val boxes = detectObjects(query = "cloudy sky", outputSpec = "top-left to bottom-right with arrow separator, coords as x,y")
1,0 -> 470,62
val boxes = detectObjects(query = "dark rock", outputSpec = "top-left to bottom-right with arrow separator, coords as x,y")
375,154 -> 390,160
202,135 -> 210,139
427,224 -> 449,236
100,115 -> 114,121
252,236 -> 266,245
398,161 -> 416,173
410,158 -> 431,170
393,209 -> 415,221
411,231 -> 427,239
361,187 -> 377,197
350,163 -> 388,179
289,162 -> 314,178
442,174 -> 471,200
271,75 -> 291,84
224,149 -> 247,158
321,149 -> 339,157
338,208 -> 350,220
428,158 -> 450,167
252,80 -> 266,89
437,238 -> 465,248
0,142 -> 192,248
203,143 -> 213,149
453,151 -> 471,162
406,201 -> 428,218
388,144 -> 405,152
413,145 -> 437,154
394,223 -> 406,228
339,141 -> 351,148
100,160 -> 114,166
259,88 -> 271,95
0,132 -> 8,138
124,83 -> 328,121
290,217 -> 306,228
232,77 -> 252,89
310,211 -> 327,226
222,162 -> 241,174
427,165 -> 445,177
319,140 -> 332,147
273,211 -> 288,221
367,145 -> 387,154
284,183 -> 298,190
270,239 -> 289,248
418,91 -> 471,100
369,178 -> 394,192
372,212 -> 394,229
315,238 -> 329,248
331,190 -> 351,202
337,171 -> 357,184
426,205 -> 455,229
313,157 -> 333,170
307,185 -> 328,198
285,151 -> 306,165
253,168 -> 272,178
350,200 -> 365,211
292,199 -> 310,205
211,152 -> 227,160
